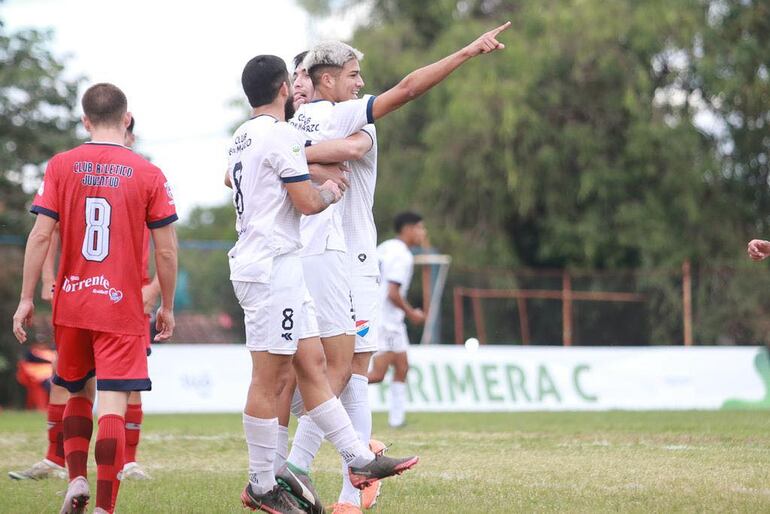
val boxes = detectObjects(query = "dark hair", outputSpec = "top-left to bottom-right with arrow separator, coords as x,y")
308,64 -> 341,87
293,51 -> 308,71
241,55 -> 289,108
394,211 -> 423,233
81,83 -> 127,126
127,116 -> 135,133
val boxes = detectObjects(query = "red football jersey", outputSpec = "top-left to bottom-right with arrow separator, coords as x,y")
32,142 -> 177,336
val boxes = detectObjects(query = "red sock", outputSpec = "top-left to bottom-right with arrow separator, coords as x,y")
95,414 -> 125,513
45,403 -> 66,467
63,397 -> 93,479
124,403 -> 143,464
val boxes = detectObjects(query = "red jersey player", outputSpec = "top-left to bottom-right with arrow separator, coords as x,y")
8,116 -> 157,485
12,83 -> 177,514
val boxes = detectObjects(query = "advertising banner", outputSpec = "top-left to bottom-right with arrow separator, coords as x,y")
143,345 -> 770,413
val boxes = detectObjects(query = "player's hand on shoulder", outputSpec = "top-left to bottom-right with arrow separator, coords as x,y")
154,306 -> 175,341
309,163 -> 349,191
465,21 -> 511,57
12,299 -> 35,343
747,239 -> 770,261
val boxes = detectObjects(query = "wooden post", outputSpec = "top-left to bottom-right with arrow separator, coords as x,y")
516,297 -> 531,345
471,293 -> 487,344
453,288 -> 464,345
562,271 -> 573,346
683,260 -> 693,346
422,263 -> 431,316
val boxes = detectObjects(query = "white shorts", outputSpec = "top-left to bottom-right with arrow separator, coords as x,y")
232,255 -> 319,354
378,324 -> 410,353
351,275 -> 380,353
302,250 -> 356,338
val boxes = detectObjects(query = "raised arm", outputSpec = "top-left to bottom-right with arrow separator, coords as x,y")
305,131 -> 374,164
372,21 -> 510,121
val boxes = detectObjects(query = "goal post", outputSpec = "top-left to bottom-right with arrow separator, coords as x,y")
413,253 -> 452,345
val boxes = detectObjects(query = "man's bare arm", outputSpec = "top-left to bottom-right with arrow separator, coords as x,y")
372,21 -> 510,121
142,274 -> 161,314
386,281 -> 425,325
285,179 -> 343,215
308,163 -> 350,189
150,223 -> 178,341
13,214 -> 58,342
305,132 -> 374,163
41,225 -> 59,301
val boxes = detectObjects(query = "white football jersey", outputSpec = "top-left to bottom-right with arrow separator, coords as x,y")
290,95 -> 375,256
378,238 -> 414,330
341,124 -> 379,276
227,115 -> 311,283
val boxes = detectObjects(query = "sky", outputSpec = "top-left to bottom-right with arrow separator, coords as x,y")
2,0 -> 360,220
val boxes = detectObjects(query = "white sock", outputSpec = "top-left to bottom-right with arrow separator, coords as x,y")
243,413 -> 278,495
307,397 -> 374,467
338,374 -> 371,505
274,425 -> 289,473
290,386 -> 305,418
286,414 -> 324,473
389,381 -> 407,427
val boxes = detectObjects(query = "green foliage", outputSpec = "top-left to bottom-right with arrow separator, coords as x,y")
0,27 -> 83,235
297,0 -> 770,344
174,204 -> 241,329
0,22 -> 82,407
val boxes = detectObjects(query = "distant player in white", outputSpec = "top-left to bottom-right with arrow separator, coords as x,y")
280,21 -> 512,512
229,55 -> 418,514
369,212 -> 427,428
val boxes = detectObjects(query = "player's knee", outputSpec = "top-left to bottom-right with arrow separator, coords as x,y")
351,352 -> 373,375
293,351 -> 327,382
327,361 -> 353,394
368,367 -> 387,384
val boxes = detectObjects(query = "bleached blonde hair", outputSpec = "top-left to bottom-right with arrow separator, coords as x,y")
302,41 -> 364,84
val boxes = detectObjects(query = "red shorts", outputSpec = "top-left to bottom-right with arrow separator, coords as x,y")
52,325 -> 151,392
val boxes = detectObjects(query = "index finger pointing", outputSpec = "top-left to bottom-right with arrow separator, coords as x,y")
491,21 -> 512,37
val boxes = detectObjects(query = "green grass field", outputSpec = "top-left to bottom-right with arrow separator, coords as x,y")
1,410 -> 770,513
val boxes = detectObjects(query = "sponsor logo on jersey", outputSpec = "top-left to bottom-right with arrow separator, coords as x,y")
358,253 -> 367,262
356,319 -> 370,338
291,143 -> 301,155
164,181 -> 175,205
108,288 -> 124,303
61,274 -> 123,303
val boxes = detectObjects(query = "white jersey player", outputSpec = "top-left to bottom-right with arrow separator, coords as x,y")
290,94 -> 377,379
230,54 -> 418,514
369,212 -> 427,428
281,22 -> 511,511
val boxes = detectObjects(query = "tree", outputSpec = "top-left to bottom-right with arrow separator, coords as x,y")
0,19 -> 83,406
298,0 -> 770,344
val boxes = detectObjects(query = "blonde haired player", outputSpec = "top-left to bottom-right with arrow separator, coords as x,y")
280,21 -> 511,513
